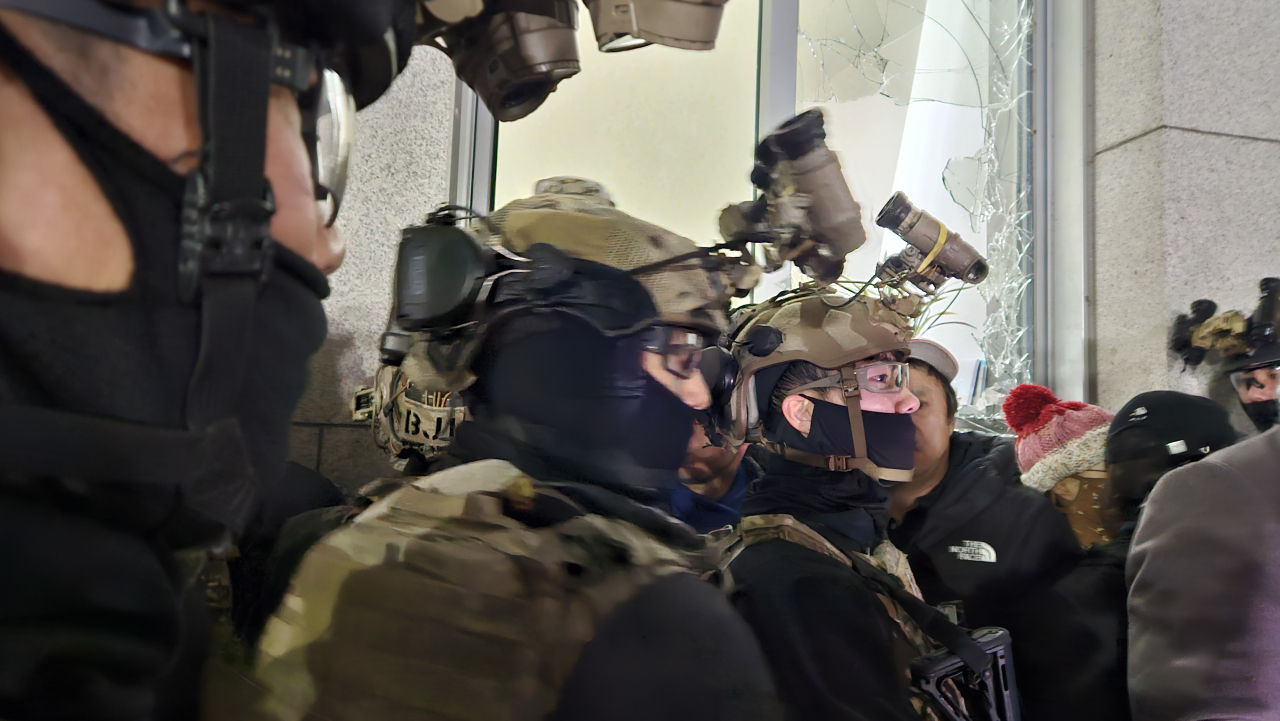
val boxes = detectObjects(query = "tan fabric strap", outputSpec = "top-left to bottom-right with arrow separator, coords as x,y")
760,441 -> 913,483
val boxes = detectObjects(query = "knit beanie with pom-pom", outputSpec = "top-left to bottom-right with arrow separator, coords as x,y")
1001,384 -> 1114,492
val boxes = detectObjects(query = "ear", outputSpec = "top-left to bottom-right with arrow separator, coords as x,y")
782,394 -> 815,436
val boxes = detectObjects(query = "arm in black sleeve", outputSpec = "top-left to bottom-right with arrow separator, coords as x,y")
550,572 -> 783,721
730,542 -> 920,721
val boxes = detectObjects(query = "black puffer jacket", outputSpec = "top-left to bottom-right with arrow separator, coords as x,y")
729,453 -> 920,721
888,432 -> 1081,628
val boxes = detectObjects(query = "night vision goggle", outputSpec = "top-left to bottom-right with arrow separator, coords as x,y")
420,0 -> 731,121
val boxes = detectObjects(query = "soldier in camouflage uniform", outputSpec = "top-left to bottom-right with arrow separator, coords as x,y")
720,291 -> 949,720
243,178 -> 781,721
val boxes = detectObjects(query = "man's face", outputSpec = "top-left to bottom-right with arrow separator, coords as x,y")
908,365 -> 954,473
782,356 -> 920,436
1233,365 -> 1280,404
0,8 -> 344,295
681,422 -> 739,483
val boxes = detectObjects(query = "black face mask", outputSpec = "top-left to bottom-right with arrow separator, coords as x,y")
807,398 -> 917,473
475,313 -> 695,476
0,24 -> 328,541
1244,399 -> 1279,432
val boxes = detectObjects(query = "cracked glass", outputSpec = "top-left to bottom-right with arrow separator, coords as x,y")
798,0 -> 1034,420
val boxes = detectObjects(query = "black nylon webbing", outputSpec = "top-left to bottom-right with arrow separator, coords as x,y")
201,15 -> 271,206
186,279 -> 260,429
184,14 -> 274,429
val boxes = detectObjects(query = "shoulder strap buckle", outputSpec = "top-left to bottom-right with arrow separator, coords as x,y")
827,455 -> 857,472
179,171 -> 276,301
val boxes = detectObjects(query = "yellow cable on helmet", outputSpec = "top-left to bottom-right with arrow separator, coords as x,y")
916,222 -> 949,276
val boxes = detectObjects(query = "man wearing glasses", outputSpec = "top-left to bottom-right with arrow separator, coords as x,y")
722,293 -> 934,720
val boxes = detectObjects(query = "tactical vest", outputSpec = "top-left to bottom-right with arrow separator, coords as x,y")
244,459 -> 707,721
737,514 -> 962,721
738,514 -> 936,659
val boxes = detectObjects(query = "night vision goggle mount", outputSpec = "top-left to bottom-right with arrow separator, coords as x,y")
1171,277 -> 1280,371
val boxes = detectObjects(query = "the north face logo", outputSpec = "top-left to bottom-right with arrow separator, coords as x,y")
948,541 -> 997,563
1129,406 -> 1148,421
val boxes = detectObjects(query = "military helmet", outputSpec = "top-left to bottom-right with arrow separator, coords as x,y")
352,349 -> 468,460
484,177 -> 740,336
725,291 -> 913,482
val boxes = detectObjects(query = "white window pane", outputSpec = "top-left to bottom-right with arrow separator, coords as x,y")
797,0 -> 1034,415
492,0 -> 761,245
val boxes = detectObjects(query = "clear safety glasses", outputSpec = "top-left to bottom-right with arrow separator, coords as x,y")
787,361 -> 911,397
1229,363 -> 1280,395
643,326 -> 711,379
312,68 -> 358,227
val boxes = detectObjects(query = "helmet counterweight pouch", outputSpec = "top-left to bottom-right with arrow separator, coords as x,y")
394,223 -> 494,332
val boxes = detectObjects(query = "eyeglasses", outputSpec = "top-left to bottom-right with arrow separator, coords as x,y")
786,360 -> 911,397
1229,363 -> 1280,393
643,326 -> 710,379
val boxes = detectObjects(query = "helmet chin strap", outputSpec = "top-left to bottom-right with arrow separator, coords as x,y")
763,366 -> 914,484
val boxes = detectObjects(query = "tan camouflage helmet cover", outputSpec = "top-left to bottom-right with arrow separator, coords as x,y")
484,177 -> 739,335
728,292 -> 914,481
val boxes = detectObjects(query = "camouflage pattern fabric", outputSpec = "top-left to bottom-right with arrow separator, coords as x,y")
485,178 -> 728,335
243,459 -> 699,721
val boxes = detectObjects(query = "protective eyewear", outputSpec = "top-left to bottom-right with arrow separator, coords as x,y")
1229,363 -> 1280,393
643,326 -> 710,380
786,361 -> 911,397
310,69 -> 358,227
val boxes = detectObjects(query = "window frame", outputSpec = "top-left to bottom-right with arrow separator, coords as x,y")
446,0 -> 1092,399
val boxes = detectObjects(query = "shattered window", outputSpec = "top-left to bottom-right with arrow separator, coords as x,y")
797,0 -> 1033,418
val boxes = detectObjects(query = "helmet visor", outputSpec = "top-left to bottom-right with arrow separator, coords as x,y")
585,0 -> 729,52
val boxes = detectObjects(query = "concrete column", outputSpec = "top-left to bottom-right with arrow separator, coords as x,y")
1092,0 -> 1280,425
288,48 -> 456,491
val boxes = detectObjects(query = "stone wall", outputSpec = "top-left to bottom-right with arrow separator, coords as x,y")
289,48 -> 456,491
1093,0 -> 1280,427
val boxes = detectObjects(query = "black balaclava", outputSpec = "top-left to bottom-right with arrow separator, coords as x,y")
1244,399 -> 1279,432
0,22 -> 328,541
471,312 -> 695,476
